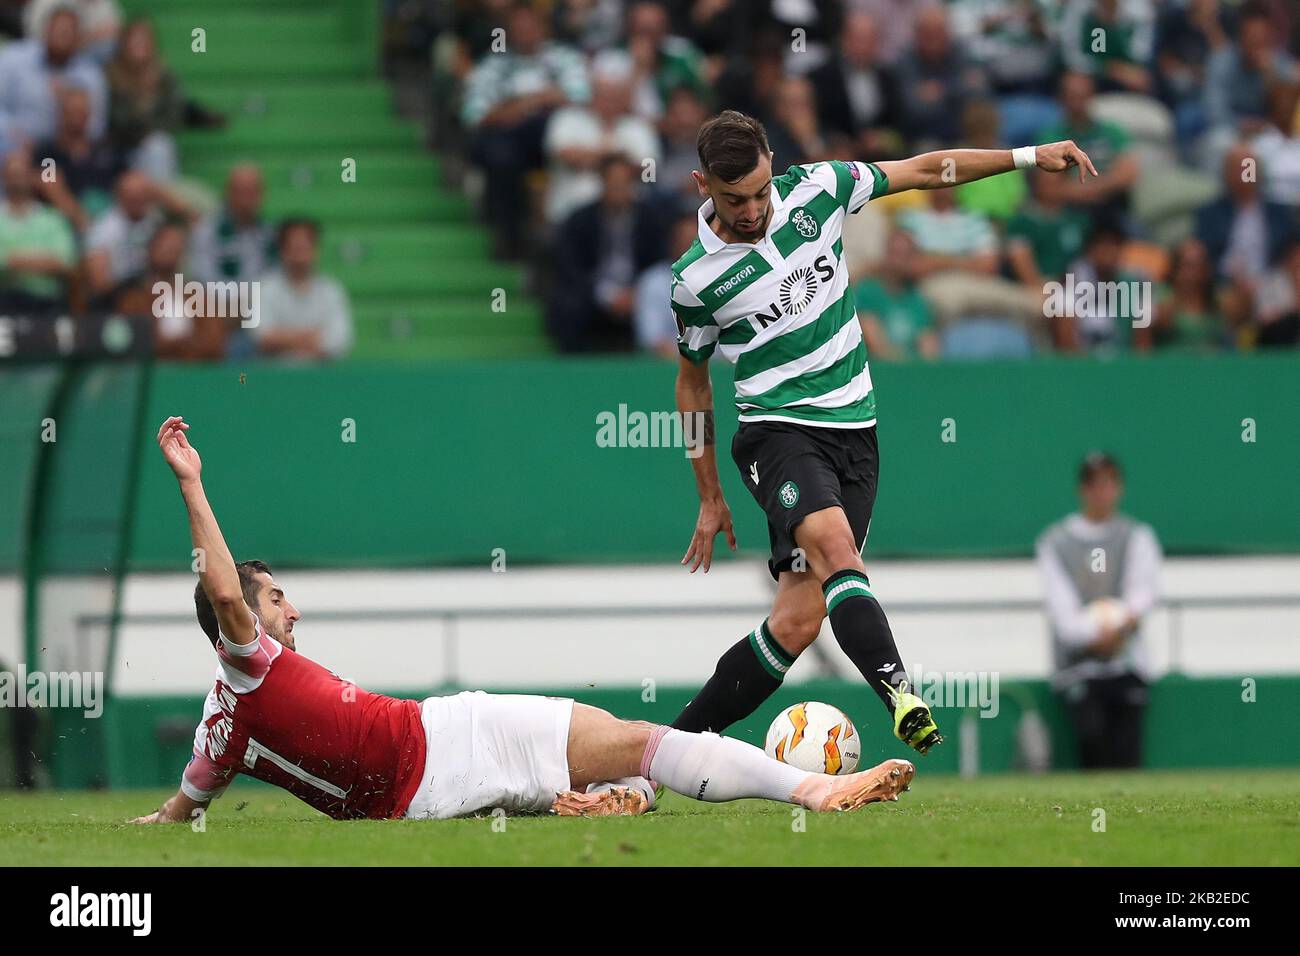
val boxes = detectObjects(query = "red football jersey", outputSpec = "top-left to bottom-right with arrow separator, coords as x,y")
181,618 -> 426,820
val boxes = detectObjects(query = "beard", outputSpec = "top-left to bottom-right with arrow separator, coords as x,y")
724,205 -> 769,240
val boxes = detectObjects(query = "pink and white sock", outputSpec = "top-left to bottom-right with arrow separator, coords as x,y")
641,727 -> 811,804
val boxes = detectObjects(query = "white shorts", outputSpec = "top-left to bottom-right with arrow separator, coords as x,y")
403,691 -> 574,820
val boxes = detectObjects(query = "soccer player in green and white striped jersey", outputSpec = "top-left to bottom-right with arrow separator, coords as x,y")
671,111 -> 1096,754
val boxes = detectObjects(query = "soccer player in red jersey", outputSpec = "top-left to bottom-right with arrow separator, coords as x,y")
132,416 -> 915,823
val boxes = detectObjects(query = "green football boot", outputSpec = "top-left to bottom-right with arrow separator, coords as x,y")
885,680 -> 944,755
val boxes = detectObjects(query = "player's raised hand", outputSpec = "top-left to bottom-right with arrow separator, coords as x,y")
682,498 -> 737,573
157,415 -> 202,483
1035,140 -> 1098,183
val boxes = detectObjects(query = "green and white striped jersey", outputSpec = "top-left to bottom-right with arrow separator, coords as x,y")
673,161 -> 889,428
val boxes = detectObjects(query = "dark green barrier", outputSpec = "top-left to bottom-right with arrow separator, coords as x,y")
122,353 -> 1300,569
88,674 -> 1299,790
0,366 -> 61,570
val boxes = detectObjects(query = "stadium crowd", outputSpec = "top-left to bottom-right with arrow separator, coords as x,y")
0,1 -> 354,360
3,1 -> 1297,362
441,0 -> 1300,357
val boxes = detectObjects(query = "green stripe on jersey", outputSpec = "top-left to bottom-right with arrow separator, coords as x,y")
673,238 -> 708,275
831,161 -> 855,206
674,162 -> 881,429
740,389 -> 876,425
867,162 -> 889,197
743,338 -> 867,410
720,320 -> 758,347
774,165 -> 809,200
734,288 -> 854,381
673,298 -> 713,330
699,251 -> 771,311
772,190 -> 839,258
678,340 -> 716,363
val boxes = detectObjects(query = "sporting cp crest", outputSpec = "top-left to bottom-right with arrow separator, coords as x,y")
790,208 -> 818,239
779,480 -> 800,509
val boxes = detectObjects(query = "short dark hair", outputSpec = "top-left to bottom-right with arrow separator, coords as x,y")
47,6 -> 80,27
697,110 -> 771,183
1237,1 -> 1273,26
1078,451 -> 1122,485
1086,217 -> 1127,248
598,151 -> 638,177
148,219 -> 188,247
277,217 -> 320,247
194,560 -> 272,645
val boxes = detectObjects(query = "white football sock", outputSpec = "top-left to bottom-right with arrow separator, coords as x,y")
642,727 -> 811,804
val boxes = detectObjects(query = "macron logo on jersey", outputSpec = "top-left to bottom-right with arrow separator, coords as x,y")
711,264 -> 757,301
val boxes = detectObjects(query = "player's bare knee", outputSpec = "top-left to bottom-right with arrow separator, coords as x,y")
804,539 -> 863,579
566,705 -> 650,788
795,518 -> 862,578
768,604 -> 823,652
826,544 -> 865,575
615,719 -> 654,774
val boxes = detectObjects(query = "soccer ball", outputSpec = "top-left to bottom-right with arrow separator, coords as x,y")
765,701 -> 861,775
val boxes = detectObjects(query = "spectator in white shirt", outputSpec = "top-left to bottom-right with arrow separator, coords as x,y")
84,169 -> 196,301
111,220 -> 225,360
189,164 -> 276,285
251,219 -> 354,361
462,3 -> 590,258
897,186 -> 999,280
1250,81 -> 1300,207
1036,452 -> 1162,768
543,52 -> 659,226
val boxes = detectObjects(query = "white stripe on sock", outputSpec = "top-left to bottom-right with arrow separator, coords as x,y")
753,626 -> 789,674
825,579 -> 872,606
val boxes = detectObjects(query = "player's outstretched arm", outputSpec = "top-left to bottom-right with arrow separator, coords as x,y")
156,415 -> 256,645
676,357 -> 736,573
875,141 -> 1098,193
130,788 -> 206,825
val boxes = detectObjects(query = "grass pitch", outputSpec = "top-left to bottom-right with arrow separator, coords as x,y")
2,769 -> 1297,867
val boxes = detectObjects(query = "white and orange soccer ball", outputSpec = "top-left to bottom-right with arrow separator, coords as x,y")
765,701 -> 861,775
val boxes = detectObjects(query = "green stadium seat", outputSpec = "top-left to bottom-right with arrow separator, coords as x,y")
319,225 -> 488,265
119,0 -> 543,359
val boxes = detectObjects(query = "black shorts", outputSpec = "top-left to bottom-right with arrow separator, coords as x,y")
730,421 -> 879,580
